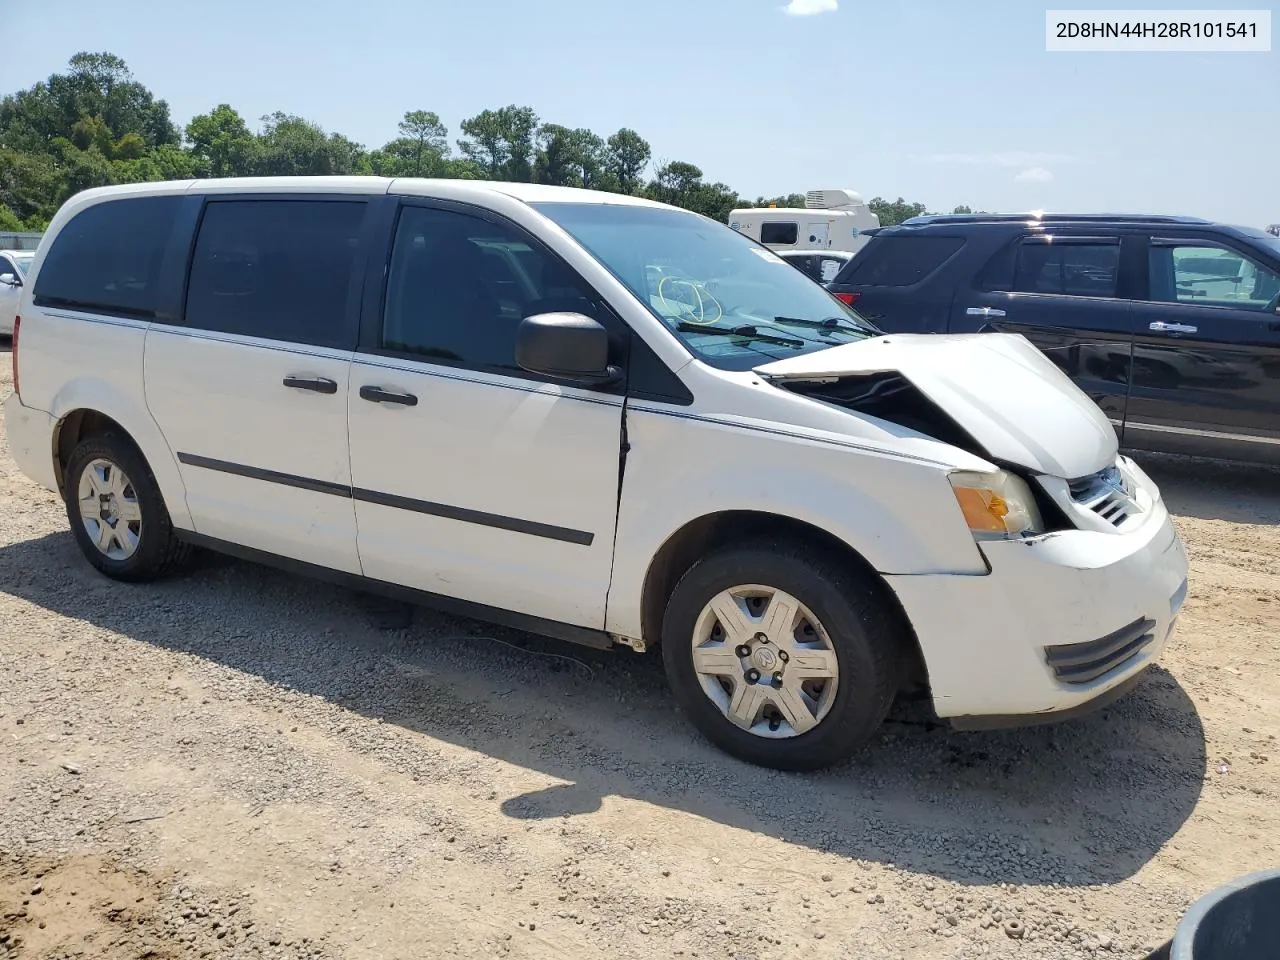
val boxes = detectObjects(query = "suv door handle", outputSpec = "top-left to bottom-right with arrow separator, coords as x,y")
282,376 -> 338,394
1149,321 -> 1198,334
966,307 -> 1006,318
359,385 -> 418,407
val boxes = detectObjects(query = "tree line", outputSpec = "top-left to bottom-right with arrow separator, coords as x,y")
0,52 -> 977,234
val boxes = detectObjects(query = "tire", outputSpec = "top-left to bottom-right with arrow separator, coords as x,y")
63,432 -> 192,582
661,540 -> 904,771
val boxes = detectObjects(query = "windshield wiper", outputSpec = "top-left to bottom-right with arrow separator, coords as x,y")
676,322 -> 805,348
772,315 -> 867,334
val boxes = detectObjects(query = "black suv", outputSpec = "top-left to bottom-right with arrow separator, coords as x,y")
828,214 -> 1280,465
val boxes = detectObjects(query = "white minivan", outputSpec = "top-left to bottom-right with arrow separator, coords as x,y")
4,177 -> 1189,770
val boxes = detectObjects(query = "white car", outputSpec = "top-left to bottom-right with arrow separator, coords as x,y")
3,178 -> 1189,770
0,249 -> 34,336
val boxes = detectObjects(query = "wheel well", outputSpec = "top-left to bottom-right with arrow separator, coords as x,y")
639,511 -> 930,693
53,410 -> 133,493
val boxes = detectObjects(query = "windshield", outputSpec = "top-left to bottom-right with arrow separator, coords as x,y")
533,202 -> 878,371
12,255 -> 33,277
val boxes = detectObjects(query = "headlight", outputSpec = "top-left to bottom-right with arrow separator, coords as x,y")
948,470 -> 1044,538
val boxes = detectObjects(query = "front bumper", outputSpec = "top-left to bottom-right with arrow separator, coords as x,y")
3,392 -> 58,492
885,501 -> 1188,723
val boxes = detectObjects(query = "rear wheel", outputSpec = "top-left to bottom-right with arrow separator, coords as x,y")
63,433 -> 191,582
661,541 -> 903,771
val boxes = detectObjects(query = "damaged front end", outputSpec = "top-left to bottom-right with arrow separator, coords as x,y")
754,332 -> 1146,537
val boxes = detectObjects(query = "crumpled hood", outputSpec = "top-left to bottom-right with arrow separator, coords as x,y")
754,332 -> 1118,479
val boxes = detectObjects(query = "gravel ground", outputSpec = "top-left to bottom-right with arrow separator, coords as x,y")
1,343 -> 1278,960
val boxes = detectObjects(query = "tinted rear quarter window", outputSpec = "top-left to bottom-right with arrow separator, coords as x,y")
34,196 -> 181,317
760,221 -> 799,245
838,235 -> 965,286
184,199 -> 366,348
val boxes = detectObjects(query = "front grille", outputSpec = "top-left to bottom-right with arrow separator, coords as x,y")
1044,616 -> 1156,684
1067,465 -> 1135,528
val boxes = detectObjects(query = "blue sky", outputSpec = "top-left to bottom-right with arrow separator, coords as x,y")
4,0 -> 1276,225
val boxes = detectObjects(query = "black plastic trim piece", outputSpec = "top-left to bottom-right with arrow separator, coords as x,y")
173,531 -> 615,650
1044,615 -> 1156,684
351,487 -> 594,546
948,665 -> 1151,731
174,452 -> 594,545
176,453 -> 350,497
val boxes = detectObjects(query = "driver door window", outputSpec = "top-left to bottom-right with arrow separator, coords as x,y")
381,206 -> 599,374
1149,243 -> 1280,312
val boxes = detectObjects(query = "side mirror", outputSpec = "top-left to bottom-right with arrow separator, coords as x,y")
0,273 -> 19,288
516,312 -> 622,387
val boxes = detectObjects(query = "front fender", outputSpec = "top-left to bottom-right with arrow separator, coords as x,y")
604,407 -> 987,639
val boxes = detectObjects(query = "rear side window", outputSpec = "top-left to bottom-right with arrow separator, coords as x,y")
839,235 -> 965,286
1014,240 -> 1120,298
760,221 -> 799,245
184,200 -> 366,348
979,238 -> 1122,298
34,196 -> 180,317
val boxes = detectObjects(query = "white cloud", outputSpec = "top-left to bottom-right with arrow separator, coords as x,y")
916,151 -> 1084,168
1014,167 -> 1055,183
783,0 -> 838,15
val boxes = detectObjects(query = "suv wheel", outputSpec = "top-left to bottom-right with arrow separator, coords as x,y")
661,541 -> 903,771
63,433 -> 191,581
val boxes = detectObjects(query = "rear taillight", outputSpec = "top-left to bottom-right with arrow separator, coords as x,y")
11,315 -> 19,398
834,292 -> 859,306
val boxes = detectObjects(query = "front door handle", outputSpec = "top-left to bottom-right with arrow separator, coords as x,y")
966,307 -> 1007,318
1149,321 -> 1198,334
283,376 -> 338,394
359,385 -> 418,406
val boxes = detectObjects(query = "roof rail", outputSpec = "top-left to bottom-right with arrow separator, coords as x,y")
899,212 -> 1213,226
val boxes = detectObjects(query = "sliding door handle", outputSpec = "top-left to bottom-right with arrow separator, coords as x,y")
965,306 -> 1006,318
1148,321 -> 1198,334
283,376 -> 338,394
359,385 -> 418,406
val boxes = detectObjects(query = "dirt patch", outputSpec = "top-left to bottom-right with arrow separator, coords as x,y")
0,853 -> 178,959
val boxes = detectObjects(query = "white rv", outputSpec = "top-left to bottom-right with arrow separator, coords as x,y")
728,189 -> 880,256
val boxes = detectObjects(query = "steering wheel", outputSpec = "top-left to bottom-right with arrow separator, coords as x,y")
657,274 -> 724,326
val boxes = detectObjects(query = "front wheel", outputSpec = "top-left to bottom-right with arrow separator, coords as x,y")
661,542 -> 904,771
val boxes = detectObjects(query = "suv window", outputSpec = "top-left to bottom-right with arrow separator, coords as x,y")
184,200 -> 366,348
382,205 -> 597,372
33,196 -> 180,317
838,235 -> 965,286
980,237 -> 1121,298
1149,242 -> 1280,310
760,222 -> 798,245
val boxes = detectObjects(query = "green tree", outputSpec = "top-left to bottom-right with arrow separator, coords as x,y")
0,53 -> 178,154
186,104 -> 256,177
952,204 -> 973,214
644,161 -> 743,220
605,128 -> 650,194
868,196 -> 928,226
533,124 -> 579,186
458,105 -> 538,181
0,204 -> 24,231
396,110 -> 449,176
252,112 -> 364,176
750,193 -> 807,208
0,149 -> 62,224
